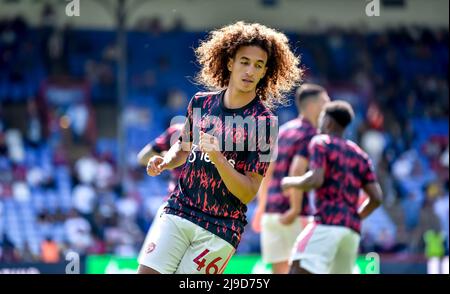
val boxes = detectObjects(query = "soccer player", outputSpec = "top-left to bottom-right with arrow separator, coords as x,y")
281,101 -> 383,274
137,21 -> 302,274
252,84 -> 329,274
136,123 -> 183,262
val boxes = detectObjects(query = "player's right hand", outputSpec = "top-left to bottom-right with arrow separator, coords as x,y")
146,155 -> 166,176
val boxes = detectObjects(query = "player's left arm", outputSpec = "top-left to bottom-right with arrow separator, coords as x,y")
137,126 -> 178,166
358,157 -> 383,219
137,144 -> 161,166
359,182 -> 383,219
199,131 -> 264,204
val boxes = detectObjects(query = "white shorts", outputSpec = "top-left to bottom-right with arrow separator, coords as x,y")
138,213 -> 235,274
261,213 -> 306,264
289,223 -> 360,274
137,201 -> 167,262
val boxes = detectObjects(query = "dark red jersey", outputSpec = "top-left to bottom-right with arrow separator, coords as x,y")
165,90 -> 277,248
308,134 -> 377,234
266,117 -> 317,215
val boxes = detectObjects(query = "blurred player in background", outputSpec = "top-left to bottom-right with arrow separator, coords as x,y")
136,123 -> 183,262
282,101 -> 383,274
252,84 -> 329,274
137,21 -> 302,274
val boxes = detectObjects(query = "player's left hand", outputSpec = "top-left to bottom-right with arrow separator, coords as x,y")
199,131 -> 221,163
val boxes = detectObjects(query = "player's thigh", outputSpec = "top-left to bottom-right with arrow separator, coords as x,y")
289,224 -> 342,274
138,213 -> 190,274
175,227 -> 235,274
261,213 -> 302,264
330,228 -> 360,274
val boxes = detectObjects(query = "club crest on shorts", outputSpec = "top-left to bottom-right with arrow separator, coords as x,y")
146,242 -> 156,254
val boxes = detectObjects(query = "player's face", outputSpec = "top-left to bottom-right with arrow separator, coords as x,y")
228,46 -> 268,93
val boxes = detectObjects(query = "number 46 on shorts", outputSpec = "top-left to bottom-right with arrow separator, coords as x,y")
193,249 -> 229,274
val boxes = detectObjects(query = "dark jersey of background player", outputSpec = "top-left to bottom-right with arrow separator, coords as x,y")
149,123 -> 184,193
308,133 -> 377,233
137,123 -> 184,194
266,117 -> 316,215
165,90 -> 276,248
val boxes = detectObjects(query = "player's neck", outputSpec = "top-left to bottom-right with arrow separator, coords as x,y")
299,114 -> 317,128
224,87 -> 256,109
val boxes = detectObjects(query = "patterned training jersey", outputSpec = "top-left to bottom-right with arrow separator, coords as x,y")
165,90 -> 277,248
266,117 -> 317,215
308,134 -> 377,234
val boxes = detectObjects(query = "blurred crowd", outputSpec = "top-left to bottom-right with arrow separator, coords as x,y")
0,11 -> 448,263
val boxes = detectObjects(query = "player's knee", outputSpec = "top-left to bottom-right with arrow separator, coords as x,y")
137,264 -> 161,274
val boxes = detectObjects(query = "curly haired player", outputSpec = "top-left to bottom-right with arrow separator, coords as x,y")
138,21 -> 302,274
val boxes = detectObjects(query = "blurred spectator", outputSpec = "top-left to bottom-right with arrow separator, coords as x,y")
361,127 -> 386,167
0,233 -> 19,263
41,236 -> 60,263
64,209 -> 93,255
72,183 -> 96,218
5,129 -> 25,164
424,229 -> 445,259
74,153 -> 98,185
66,101 -> 89,143
96,156 -> 115,190
12,180 -> 30,202
113,219 -> 143,258
116,195 -> 139,220
433,189 -> 449,252
25,100 -> 44,148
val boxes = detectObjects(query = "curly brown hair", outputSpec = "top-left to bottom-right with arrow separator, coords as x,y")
194,21 -> 303,109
